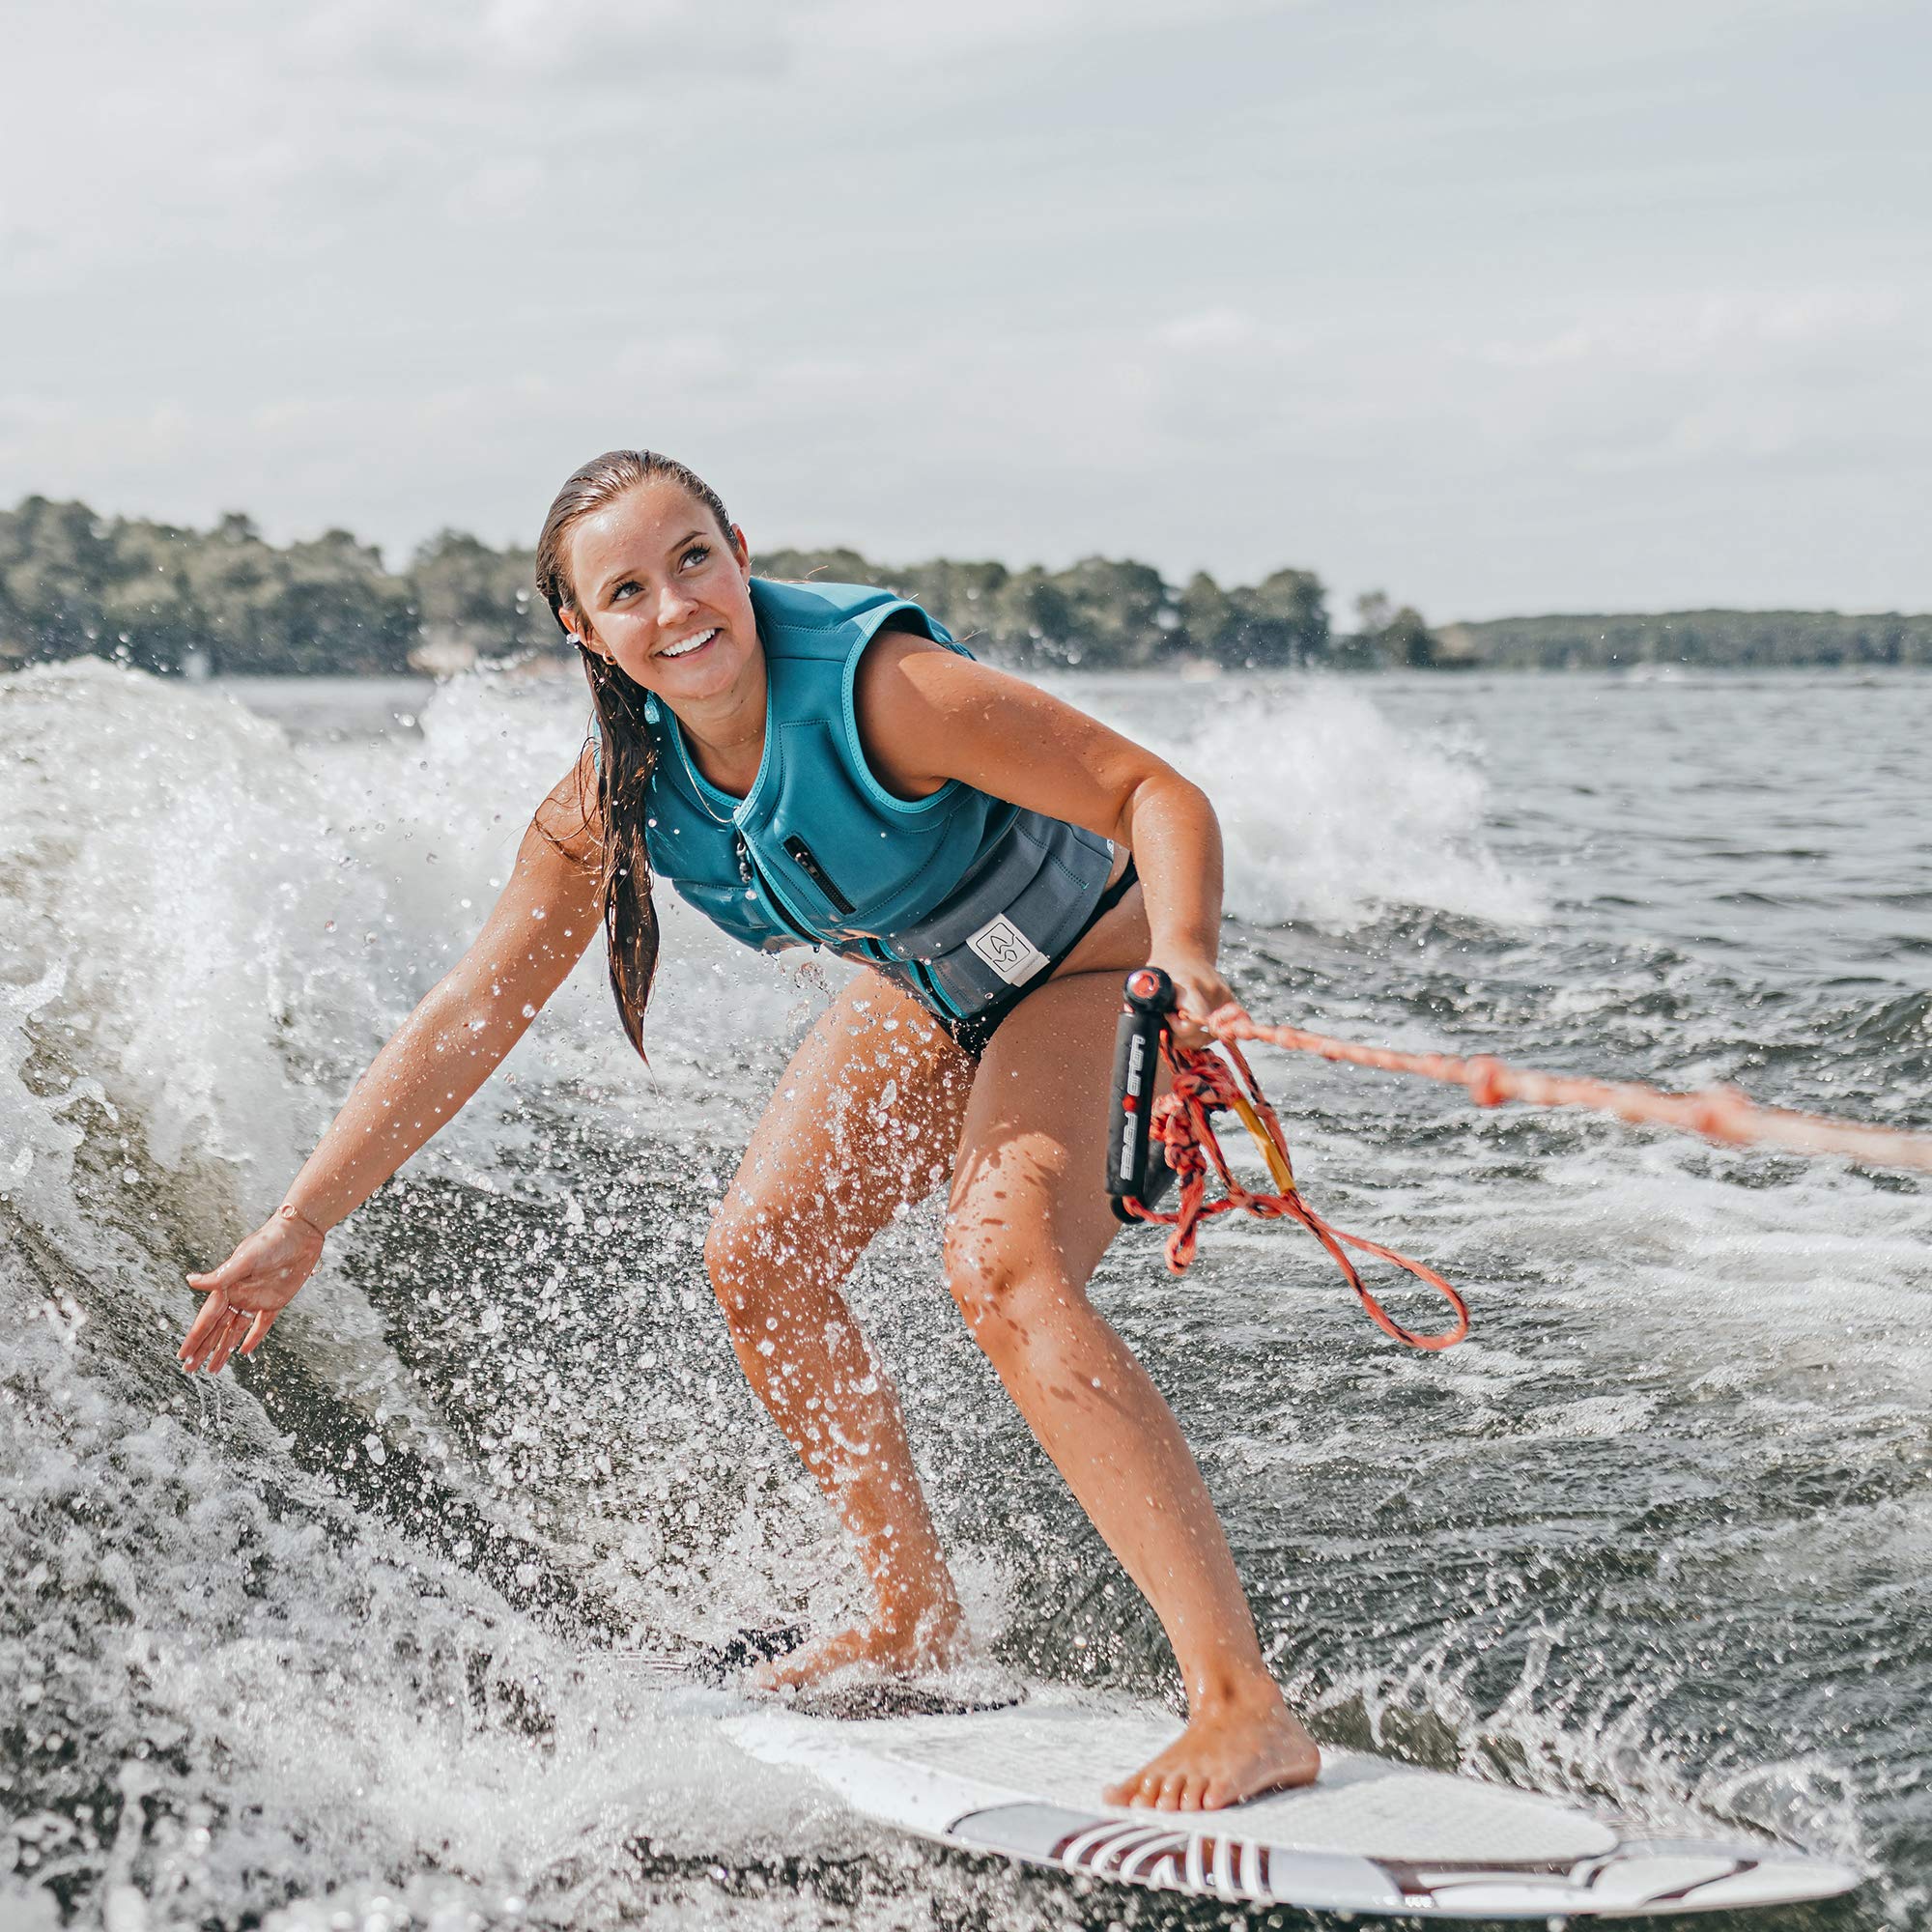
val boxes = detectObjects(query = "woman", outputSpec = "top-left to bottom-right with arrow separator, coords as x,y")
179,450 -> 1320,1812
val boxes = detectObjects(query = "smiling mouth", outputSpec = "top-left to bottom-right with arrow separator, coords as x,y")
659,627 -> 719,661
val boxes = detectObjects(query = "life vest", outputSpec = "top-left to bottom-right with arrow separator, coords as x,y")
637,577 -> 1115,1022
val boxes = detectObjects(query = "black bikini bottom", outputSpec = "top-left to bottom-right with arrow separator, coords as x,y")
936,856 -> 1140,1061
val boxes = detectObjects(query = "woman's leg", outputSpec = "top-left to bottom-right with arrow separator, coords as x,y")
706,970 -> 976,1680
946,967 -> 1319,1811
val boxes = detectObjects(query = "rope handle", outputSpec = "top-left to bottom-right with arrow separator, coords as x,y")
1108,974 -> 1468,1350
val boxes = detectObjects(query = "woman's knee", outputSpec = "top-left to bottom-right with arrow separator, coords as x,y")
704,1198 -> 781,1326
705,1196 -> 851,1330
943,1223 -> 1065,1356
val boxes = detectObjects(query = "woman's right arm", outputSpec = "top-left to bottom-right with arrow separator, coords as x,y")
178,759 -> 605,1374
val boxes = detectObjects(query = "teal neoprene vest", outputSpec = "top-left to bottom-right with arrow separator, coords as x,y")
635,577 -> 1115,1022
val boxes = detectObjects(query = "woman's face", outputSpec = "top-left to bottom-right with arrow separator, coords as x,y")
564,479 -> 757,707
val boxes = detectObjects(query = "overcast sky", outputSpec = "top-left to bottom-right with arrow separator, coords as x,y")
5,0 -> 1928,620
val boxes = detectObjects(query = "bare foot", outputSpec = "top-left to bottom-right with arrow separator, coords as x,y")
1103,1694 -> 1321,1811
753,1602 -> 969,1693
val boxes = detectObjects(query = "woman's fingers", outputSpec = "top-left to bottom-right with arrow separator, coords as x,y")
180,1277 -> 269,1373
1173,1013 -> 1246,1052
241,1308 -> 277,1356
179,1288 -> 231,1367
200,1309 -> 252,1377
1168,982 -> 1249,1051
206,1310 -> 252,1376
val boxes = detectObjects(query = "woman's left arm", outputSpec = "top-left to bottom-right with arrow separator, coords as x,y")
854,634 -> 1246,1039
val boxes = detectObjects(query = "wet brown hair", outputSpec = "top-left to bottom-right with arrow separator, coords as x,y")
534,449 -> 738,1056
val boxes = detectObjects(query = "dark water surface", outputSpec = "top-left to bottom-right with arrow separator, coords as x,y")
2,662 -> 1926,1930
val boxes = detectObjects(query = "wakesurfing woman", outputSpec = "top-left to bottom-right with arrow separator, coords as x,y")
178,449 -> 1321,1813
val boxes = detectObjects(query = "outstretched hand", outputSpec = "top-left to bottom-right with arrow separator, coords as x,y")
179,1205 -> 325,1375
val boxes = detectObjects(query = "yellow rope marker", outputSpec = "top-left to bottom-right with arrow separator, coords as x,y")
1225,1081 -> 1297,1195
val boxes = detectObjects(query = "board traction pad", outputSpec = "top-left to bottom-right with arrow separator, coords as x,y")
724,1701 -> 1861,1919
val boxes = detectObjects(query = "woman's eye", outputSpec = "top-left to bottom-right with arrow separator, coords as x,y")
682,544 -> 711,569
612,581 -> 639,602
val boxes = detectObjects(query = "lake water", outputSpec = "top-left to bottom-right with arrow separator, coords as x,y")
2,660 -> 1927,1930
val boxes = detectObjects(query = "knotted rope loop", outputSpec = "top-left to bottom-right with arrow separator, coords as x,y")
1121,1033 -> 1469,1351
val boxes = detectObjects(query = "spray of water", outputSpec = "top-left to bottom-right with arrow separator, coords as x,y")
3,661 -> 1921,1927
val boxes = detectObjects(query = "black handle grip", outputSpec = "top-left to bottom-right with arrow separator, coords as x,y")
1106,968 -> 1176,1214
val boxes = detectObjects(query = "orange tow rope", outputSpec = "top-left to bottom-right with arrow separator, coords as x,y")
1211,1016 -> 1932,1177
1121,1031 -> 1470,1351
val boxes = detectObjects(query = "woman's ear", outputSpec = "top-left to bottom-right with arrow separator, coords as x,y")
729,524 -> 752,573
567,610 -> 610,661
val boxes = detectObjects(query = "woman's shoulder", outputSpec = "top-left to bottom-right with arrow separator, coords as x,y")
752,575 -> 957,651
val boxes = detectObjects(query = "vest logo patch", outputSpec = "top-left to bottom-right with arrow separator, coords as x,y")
965,913 -> 1051,987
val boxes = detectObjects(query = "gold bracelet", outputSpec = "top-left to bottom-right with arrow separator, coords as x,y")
277,1202 -> 328,1240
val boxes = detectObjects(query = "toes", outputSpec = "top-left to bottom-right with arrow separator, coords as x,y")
1153,1771 -> 1185,1812
1177,1772 -> 1208,1811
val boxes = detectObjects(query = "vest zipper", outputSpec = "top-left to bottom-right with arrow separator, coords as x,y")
781,836 -> 855,916
735,833 -> 817,945
739,835 -> 964,1021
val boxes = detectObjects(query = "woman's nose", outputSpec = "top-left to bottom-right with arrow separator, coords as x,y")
657,582 -> 695,628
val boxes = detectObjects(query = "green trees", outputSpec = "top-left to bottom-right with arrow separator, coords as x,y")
0,498 -> 415,675
0,498 -> 121,667
13,492 -> 1918,676
409,530 -> 549,667
0,495 -> 1350,675
1435,611 -> 1932,669
1350,590 -> 1437,668
1210,568 -> 1330,668
746,545 -> 1329,669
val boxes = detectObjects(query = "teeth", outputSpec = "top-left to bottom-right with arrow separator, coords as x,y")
661,628 -> 717,660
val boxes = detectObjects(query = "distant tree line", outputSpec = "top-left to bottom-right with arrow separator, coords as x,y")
1435,610 -> 1932,669
0,498 -> 428,676
0,495 -> 1362,677
4,494 -> 1924,677
751,546 -> 1339,670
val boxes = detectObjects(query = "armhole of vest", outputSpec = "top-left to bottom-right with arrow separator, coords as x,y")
839,605 -> 969,819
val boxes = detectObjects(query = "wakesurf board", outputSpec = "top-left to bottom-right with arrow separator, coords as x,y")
724,1696 -> 1859,1919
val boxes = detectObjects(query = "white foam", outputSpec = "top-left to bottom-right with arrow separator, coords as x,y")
0,662 -> 832,1242
1065,674 -> 1544,929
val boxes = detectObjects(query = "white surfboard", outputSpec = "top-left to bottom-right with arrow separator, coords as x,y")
724,1698 -> 1860,1918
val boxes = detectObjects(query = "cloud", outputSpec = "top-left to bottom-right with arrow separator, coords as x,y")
268,0 -> 1292,93
1482,291 -> 1910,375
1153,308 -> 1300,355
3,0 -> 1928,619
